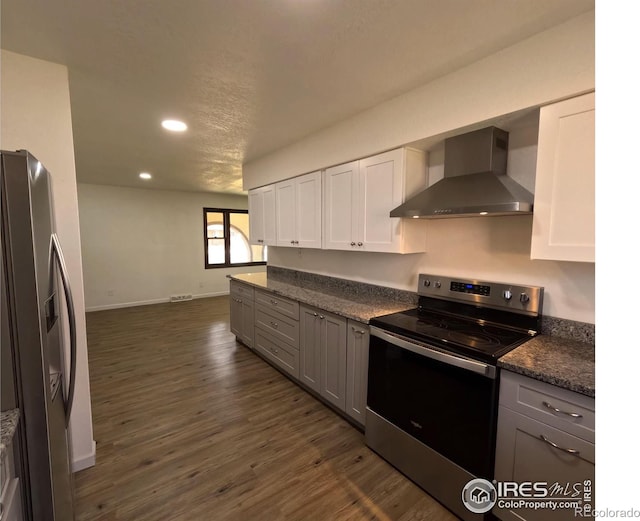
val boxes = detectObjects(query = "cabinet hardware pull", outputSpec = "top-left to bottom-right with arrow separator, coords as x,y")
313,312 -> 318,317
351,327 -> 365,335
539,434 -> 580,455
350,242 -> 356,246
542,401 -> 583,419
270,321 -> 278,328
319,315 -> 325,320
357,242 -> 363,246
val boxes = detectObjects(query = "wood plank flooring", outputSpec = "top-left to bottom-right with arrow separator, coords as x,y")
74,296 -> 457,521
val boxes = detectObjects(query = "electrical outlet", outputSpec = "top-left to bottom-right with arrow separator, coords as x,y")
170,294 -> 193,302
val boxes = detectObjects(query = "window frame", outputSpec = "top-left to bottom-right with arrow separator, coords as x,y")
203,208 -> 266,269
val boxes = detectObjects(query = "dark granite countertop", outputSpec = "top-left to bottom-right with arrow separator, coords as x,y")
230,269 -> 595,397
498,336 -> 595,398
1,408 -> 20,459
229,272 -> 416,323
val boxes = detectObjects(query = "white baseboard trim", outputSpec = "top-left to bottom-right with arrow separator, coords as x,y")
86,291 -> 230,312
72,440 -> 97,472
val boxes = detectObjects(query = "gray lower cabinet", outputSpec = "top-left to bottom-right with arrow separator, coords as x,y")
299,305 -> 322,392
232,282 -> 371,428
494,371 -> 595,521
252,289 -> 300,379
345,320 -> 369,425
229,281 -> 255,348
254,328 -> 300,378
299,304 -> 347,411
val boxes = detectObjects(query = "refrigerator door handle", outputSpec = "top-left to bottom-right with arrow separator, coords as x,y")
51,233 -> 77,426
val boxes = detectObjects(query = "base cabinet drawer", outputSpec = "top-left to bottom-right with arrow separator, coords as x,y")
255,306 -> 299,347
494,406 -> 594,521
499,371 -> 594,443
255,328 -> 300,379
255,290 -> 299,320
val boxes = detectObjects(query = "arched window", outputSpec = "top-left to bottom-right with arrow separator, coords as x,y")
203,208 -> 267,268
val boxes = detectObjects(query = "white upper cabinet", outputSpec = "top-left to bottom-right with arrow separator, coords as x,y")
323,148 -> 427,253
248,184 -> 276,246
323,160 -> 360,251
275,170 -> 322,249
531,92 -> 595,262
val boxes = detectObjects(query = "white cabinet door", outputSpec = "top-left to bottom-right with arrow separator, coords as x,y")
275,179 -> 296,246
262,185 -> 277,246
531,92 -> 595,262
275,171 -> 322,248
322,150 -> 426,253
248,188 -> 264,245
323,160 -> 360,250
296,171 -> 322,249
248,184 -> 276,246
359,149 -> 405,253
345,320 -> 369,425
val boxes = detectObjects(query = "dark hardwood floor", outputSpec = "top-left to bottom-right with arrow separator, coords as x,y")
74,296 -> 457,521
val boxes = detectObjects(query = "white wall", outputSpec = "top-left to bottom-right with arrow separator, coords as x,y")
243,10 -> 594,188
77,183 -> 265,311
1,50 -> 95,470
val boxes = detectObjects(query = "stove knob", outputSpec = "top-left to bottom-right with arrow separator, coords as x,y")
423,279 -> 431,287
503,290 -> 512,301
434,281 -> 441,289
519,293 -> 530,303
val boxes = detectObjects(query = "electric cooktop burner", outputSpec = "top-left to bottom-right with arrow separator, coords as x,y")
370,274 -> 544,364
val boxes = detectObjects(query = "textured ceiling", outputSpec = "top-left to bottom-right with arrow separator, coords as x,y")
1,0 -> 594,194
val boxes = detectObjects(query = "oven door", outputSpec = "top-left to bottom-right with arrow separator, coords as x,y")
367,326 -> 499,479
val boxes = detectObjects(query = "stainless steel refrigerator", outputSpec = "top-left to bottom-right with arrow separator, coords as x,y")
1,150 -> 78,520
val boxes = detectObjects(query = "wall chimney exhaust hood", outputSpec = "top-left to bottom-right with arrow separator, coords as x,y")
390,126 -> 533,219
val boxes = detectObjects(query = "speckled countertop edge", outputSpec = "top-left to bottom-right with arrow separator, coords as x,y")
1,409 -> 20,459
229,271 -> 595,396
229,272 -> 416,323
498,336 -> 595,397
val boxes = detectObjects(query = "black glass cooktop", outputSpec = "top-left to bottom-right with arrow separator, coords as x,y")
370,307 -> 533,364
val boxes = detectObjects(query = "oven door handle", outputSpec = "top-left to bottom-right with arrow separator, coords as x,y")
370,326 -> 497,379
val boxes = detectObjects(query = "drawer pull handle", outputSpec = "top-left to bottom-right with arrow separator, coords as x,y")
351,327 -> 366,335
270,299 -> 279,306
539,434 -> 580,455
270,321 -> 279,329
542,401 -> 583,419
319,315 -> 325,320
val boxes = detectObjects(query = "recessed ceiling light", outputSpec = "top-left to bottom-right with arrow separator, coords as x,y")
139,172 -> 152,180
161,119 -> 187,132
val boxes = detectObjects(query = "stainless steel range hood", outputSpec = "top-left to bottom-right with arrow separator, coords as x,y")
390,126 -> 533,219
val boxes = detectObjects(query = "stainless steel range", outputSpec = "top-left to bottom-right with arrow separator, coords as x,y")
365,274 -> 543,521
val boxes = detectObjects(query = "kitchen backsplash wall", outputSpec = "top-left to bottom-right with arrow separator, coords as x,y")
268,214 -> 595,324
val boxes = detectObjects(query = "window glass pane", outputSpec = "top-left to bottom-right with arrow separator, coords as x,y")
229,228 -> 251,264
230,212 -> 266,263
207,238 -> 225,264
206,212 -> 224,239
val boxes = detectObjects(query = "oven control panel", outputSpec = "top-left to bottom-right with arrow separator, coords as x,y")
450,281 -> 491,296
418,273 -> 543,316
